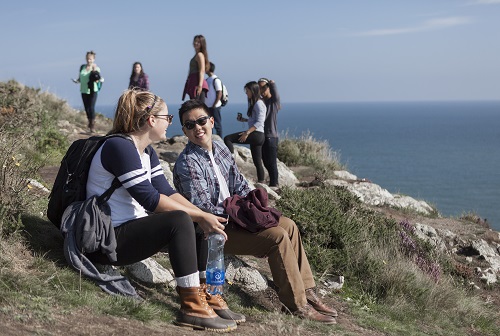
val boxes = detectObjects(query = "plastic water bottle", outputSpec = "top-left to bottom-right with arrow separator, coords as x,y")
206,233 -> 226,295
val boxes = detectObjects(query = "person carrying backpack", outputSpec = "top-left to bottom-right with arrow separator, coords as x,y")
79,89 -> 240,331
205,62 -> 224,137
72,50 -> 102,133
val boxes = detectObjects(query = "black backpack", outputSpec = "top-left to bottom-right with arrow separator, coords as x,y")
47,134 -> 129,228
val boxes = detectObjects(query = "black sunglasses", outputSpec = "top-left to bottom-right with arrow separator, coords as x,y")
183,115 -> 210,130
154,114 -> 173,124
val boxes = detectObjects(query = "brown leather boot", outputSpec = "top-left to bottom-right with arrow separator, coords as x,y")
175,286 -> 237,332
293,303 -> 337,324
306,288 -> 338,317
200,282 -> 246,324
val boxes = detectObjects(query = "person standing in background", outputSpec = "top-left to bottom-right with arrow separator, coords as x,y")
205,62 -> 223,137
128,62 -> 149,91
182,35 -> 209,103
224,81 -> 266,184
259,78 -> 281,189
73,50 -> 101,133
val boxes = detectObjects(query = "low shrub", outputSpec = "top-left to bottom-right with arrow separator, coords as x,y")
0,81 -> 69,236
278,131 -> 344,180
276,185 -> 497,332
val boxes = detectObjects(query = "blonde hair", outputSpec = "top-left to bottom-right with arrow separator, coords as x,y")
109,90 -> 165,134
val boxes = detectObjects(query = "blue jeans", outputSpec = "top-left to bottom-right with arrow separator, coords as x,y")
263,137 -> 279,186
209,107 -> 223,137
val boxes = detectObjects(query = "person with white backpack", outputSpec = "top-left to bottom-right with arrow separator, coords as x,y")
206,62 -> 224,136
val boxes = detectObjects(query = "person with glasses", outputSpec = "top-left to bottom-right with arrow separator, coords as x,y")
182,35 -> 209,103
223,81 -> 266,184
84,89 -> 239,332
258,78 -> 281,189
173,99 -> 338,325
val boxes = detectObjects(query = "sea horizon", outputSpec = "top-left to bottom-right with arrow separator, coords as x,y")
83,100 -> 500,231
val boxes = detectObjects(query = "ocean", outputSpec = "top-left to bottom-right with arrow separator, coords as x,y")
93,101 -> 500,231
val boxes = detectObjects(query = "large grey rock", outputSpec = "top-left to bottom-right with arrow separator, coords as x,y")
224,255 -> 268,292
277,161 -> 299,187
159,159 -> 174,186
333,170 -> 357,181
414,223 -> 447,251
475,267 -> 498,285
325,178 -> 434,215
158,151 -> 179,163
471,239 -> 500,275
126,257 -> 175,285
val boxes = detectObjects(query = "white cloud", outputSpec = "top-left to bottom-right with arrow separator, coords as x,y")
353,17 -> 472,37
466,0 -> 500,4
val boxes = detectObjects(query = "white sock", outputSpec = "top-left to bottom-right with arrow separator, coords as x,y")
176,271 -> 200,288
199,271 -> 206,280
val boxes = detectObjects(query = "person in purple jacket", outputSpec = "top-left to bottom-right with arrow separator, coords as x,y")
128,62 -> 149,91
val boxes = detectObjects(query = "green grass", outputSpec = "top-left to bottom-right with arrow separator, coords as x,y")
278,131 -> 345,181
275,185 -> 499,335
0,80 -> 499,335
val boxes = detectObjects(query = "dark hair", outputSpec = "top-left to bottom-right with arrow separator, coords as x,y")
109,90 -> 164,135
208,62 -> 216,73
178,99 -> 210,125
130,62 -> 145,81
193,35 -> 209,70
86,50 -> 96,58
244,81 -> 261,117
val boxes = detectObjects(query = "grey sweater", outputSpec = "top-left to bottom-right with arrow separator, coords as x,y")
60,196 -> 139,298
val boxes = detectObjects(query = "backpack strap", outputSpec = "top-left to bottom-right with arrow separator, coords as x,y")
95,134 -> 131,205
96,177 -> 121,205
213,77 -> 221,91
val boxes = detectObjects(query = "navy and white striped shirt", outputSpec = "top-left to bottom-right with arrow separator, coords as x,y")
87,136 -> 176,227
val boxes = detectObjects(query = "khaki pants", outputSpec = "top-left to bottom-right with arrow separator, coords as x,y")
224,216 -> 315,311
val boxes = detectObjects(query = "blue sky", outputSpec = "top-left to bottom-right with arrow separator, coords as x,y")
1,0 -> 499,107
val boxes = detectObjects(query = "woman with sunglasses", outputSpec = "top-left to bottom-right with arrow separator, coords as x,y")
84,89 -> 238,332
182,35 -> 209,102
223,81 -> 266,183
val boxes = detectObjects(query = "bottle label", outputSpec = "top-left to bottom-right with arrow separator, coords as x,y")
206,269 -> 225,286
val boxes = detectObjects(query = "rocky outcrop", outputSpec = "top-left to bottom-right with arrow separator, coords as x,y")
410,222 -> 500,285
326,171 -> 435,215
